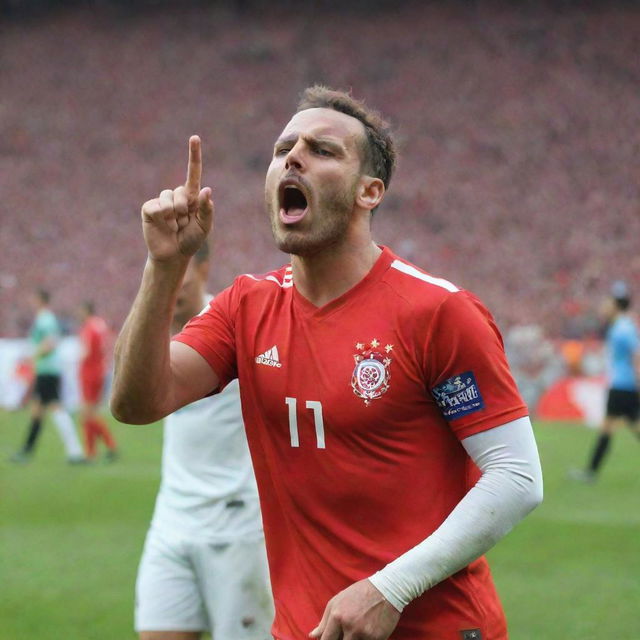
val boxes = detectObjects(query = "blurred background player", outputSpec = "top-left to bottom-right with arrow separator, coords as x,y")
572,281 -> 640,482
77,300 -> 118,462
134,243 -> 273,640
11,288 -> 85,464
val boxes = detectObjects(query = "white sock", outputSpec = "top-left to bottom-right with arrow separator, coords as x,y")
52,409 -> 84,459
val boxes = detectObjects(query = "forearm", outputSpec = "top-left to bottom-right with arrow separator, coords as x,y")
369,417 -> 543,611
110,257 -> 188,424
35,338 -> 56,358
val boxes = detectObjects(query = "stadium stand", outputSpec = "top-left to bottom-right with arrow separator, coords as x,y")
1,1 -> 639,342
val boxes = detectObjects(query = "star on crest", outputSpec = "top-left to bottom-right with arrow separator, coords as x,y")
355,342 -> 365,350
385,344 -> 394,353
370,338 -> 380,348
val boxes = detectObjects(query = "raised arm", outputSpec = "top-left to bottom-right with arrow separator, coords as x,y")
110,136 -> 218,424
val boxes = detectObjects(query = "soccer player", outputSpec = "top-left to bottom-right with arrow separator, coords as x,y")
77,300 -> 118,461
112,87 -> 543,640
572,282 -> 640,482
134,243 -> 273,640
11,288 -> 85,464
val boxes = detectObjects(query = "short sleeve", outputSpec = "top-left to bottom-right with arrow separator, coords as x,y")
87,325 -> 98,351
424,291 -> 528,440
629,325 -> 640,353
172,285 -> 238,389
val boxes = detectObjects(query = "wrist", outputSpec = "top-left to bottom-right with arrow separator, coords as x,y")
367,531 -> 450,613
146,252 -> 190,271
144,255 -> 189,287
366,576 -> 404,613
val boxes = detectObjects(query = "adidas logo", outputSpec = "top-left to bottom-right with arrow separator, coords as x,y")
255,345 -> 282,368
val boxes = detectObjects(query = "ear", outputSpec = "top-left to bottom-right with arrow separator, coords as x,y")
355,176 -> 385,212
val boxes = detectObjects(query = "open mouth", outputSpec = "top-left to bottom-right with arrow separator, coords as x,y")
279,182 -> 309,224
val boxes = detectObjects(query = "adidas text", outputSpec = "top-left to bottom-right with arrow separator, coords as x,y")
255,345 -> 282,368
255,355 -> 282,368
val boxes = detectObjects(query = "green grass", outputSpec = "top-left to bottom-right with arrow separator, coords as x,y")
1,411 -> 639,639
489,423 -> 640,639
1,409 -> 162,640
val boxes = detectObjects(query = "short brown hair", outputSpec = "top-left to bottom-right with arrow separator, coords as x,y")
297,85 -> 397,190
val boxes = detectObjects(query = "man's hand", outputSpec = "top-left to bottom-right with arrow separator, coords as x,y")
141,135 -> 214,263
35,337 -> 56,358
309,579 -> 401,640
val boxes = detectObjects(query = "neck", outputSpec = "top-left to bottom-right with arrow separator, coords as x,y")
291,232 -> 381,308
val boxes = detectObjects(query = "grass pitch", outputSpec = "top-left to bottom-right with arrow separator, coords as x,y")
1,410 -> 638,639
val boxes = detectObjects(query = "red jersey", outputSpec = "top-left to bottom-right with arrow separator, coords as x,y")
79,316 -> 108,379
175,247 -> 528,640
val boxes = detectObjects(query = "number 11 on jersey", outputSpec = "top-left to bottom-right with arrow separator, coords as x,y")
285,397 -> 325,449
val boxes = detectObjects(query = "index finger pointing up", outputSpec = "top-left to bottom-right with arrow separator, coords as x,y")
186,135 -> 202,193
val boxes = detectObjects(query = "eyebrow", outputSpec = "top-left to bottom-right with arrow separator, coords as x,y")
274,134 -> 345,153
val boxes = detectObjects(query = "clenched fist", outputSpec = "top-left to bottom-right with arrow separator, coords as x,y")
310,579 -> 401,640
141,135 -> 214,263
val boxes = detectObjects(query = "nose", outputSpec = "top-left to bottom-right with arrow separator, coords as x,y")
285,140 -> 304,171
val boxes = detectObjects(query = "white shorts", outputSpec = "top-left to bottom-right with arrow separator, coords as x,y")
135,528 -> 274,639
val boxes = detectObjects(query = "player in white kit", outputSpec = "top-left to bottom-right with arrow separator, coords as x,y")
134,244 -> 273,640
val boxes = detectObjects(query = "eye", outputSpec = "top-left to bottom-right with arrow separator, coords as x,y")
274,147 -> 290,156
315,147 -> 333,157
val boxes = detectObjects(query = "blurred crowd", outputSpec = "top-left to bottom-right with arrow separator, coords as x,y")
1,1 -> 638,340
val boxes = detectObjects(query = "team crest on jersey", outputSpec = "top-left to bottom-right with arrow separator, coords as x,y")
351,338 -> 393,406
